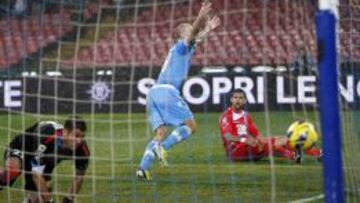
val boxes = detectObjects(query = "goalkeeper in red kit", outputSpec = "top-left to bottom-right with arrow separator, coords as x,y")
219,89 -> 301,162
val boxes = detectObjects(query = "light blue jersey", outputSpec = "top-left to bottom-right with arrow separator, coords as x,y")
157,40 -> 195,90
138,40 -> 197,174
147,40 -> 196,131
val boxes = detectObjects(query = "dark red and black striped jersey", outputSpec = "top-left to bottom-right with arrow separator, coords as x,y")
7,121 -> 90,175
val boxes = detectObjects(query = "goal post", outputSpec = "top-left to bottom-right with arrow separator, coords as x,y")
316,0 -> 344,202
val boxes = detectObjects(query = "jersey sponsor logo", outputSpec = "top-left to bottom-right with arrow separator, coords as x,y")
34,144 -> 47,163
236,124 -> 247,136
232,112 -> 243,121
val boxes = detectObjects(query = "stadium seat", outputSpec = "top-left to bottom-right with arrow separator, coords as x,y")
0,0 -> 109,68
60,0 -> 359,68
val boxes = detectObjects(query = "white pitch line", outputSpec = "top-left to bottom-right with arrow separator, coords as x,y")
288,194 -> 324,203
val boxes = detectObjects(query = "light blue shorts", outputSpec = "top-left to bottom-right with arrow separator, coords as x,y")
147,84 -> 193,131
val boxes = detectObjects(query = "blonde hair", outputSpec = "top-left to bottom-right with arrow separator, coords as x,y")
175,23 -> 192,40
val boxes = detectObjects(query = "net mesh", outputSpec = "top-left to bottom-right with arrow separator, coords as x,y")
0,0 -> 355,202
339,0 -> 360,202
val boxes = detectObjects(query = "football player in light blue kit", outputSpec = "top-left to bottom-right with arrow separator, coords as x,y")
136,0 -> 220,180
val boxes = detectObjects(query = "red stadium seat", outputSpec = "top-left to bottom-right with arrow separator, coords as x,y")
0,1 -> 109,68
61,0 -> 359,68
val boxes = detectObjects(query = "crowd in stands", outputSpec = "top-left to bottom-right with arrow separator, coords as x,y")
0,0 -> 358,70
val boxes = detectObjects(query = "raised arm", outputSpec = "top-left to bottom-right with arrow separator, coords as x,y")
196,15 -> 221,43
185,0 -> 213,45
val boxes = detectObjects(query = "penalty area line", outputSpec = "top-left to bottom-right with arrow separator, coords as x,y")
288,194 -> 324,203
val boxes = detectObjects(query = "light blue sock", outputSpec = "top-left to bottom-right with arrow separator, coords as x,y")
139,140 -> 158,170
161,125 -> 192,150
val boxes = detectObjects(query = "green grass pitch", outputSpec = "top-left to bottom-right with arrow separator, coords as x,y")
0,112 -> 324,202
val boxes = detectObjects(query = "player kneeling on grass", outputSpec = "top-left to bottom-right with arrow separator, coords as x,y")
0,117 -> 90,203
219,89 -> 302,162
136,0 -> 220,180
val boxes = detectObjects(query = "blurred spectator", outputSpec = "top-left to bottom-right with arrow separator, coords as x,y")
14,0 -> 26,15
291,46 -> 316,74
0,0 -> 31,17
13,0 -> 27,15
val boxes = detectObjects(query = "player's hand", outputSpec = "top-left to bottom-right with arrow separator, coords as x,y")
256,140 -> 264,151
199,0 -> 212,16
62,196 -> 74,203
242,135 -> 256,146
206,15 -> 221,31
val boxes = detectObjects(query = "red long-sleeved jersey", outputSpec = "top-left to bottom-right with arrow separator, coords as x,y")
219,107 -> 259,150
